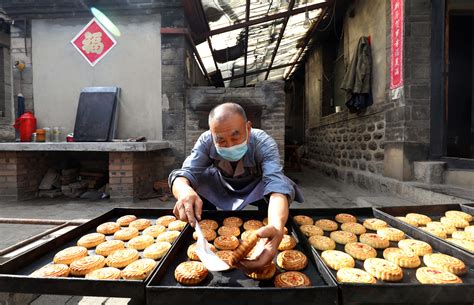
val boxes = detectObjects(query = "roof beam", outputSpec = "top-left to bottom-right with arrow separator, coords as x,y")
222,61 -> 303,81
284,5 -> 330,79
243,0 -> 250,86
264,0 -> 296,80
199,1 -> 330,39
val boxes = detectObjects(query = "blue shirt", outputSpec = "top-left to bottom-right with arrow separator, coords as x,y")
168,128 -> 303,210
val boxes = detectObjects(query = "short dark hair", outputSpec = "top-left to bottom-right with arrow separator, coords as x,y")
208,102 -> 247,125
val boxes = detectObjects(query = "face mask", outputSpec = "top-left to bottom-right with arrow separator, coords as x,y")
214,129 -> 249,162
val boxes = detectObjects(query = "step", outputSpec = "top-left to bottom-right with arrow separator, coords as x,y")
444,169 -> 474,189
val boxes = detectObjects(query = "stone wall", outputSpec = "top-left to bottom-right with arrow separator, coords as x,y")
0,30 -> 15,141
185,81 -> 286,163
307,113 -> 386,175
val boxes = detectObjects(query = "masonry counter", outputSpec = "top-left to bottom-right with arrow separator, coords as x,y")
0,141 -> 173,201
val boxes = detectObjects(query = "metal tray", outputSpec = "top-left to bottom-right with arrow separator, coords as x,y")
146,210 -> 338,305
374,204 -> 473,263
0,208 -> 183,303
290,207 -> 474,305
461,203 -> 474,216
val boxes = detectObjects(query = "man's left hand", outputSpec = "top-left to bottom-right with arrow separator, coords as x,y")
237,225 -> 284,272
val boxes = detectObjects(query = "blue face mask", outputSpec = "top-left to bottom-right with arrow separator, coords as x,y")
214,129 -> 249,162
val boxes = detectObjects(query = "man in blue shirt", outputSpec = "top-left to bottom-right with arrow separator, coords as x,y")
169,102 -> 303,270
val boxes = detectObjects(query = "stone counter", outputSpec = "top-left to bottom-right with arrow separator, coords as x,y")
0,141 -> 170,152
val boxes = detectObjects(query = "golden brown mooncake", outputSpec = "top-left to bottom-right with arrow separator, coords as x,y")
363,258 -> 403,282
423,253 -> 467,275
230,231 -> 258,266
416,267 -> 462,284
277,250 -> 308,271
362,218 -> 388,231
330,231 -> 358,245
113,227 -> 139,241
445,210 -> 473,222
105,249 -> 140,268
116,215 -> 137,226
187,242 -> 216,261
77,233 -> 106,248
314,219 -> 338,232
217,225 -> 240,237
199,219 -> 219,230
223,216 -> 243,228
341,222 -> 366,235
95,240 -> 125,257
70,255 -> 106,276
156,231 -> 181,243
243,220 -> 264,231
174,261 -> 208,285
192,228 -> 217,241
127,235 -> 154,250
129,219 -> 151,231
53,246 -> 88,265
377,227 -> 405,241
398,239 -> 432,256
214,235 -> 240,250
344,242 -> 377,261
31,264 -> 70,278
336,267 -> 376,284
308,235 -> 336,251
274,271 -> 312,287
96,222 -> 120,235
382,247 -> 421,268
156,215 -> 177,227
121,258 -> 157,280
85,267 -> 121,280
142,225 -> 166,238
299,225 -> 324,237
277,234 -> 297,251
246,261 -> 276,280
293,215 -> 314,226
335,213 -> 357,224
144,242 -> 172,260
168,220 -> 187,232
406,213 -> 432,226
321,250 -> 355,271
359,233 -> 389,249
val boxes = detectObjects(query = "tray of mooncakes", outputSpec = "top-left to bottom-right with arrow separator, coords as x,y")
374,204 -> 474,262
290,207 -> 474,305
0,208 -> 186,301
146,210 -> 338,305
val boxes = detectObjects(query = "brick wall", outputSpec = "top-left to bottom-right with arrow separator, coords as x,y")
185,81 -> 286,163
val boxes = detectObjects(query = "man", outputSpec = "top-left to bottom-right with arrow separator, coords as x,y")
168,102 -> 303,270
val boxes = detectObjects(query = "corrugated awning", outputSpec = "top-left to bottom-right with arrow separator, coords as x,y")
185,0 -> 332,87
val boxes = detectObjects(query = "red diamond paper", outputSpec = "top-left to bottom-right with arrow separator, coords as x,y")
71,18 -> 117,67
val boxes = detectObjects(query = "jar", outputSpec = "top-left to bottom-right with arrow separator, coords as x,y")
43,127 -> 51,142
31,132 -> 37,142
52,127 -> 61,142
36,129 -> 46,142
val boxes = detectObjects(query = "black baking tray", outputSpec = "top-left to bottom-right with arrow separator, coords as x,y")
374,204 -> 473,263
146,210 -> 338,305
461,203 -> 474,215
0,208 -> 184,303
290,207 -> 474,305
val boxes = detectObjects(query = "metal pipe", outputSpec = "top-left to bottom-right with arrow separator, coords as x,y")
0,218 -> 87,226
0,222 -> 73,256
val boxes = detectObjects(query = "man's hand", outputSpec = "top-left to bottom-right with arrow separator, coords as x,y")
172,177 -> 203,227
237,225 -> 284,271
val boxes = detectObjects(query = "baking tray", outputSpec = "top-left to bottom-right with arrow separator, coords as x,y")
290,207 -> 474,305
374,204 -> 473,263
146,210 -> 338,305
0,208 -> 184,303
461,203 -> 474,215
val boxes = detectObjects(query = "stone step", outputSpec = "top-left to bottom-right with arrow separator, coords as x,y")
444,168 -> 474,189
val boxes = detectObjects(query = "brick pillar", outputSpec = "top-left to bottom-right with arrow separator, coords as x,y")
109,150 -> 175,201
0,151 -> 47,200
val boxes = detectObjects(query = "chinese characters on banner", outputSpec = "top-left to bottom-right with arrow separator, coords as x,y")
71,18 -> 117,67
390,0 -> 404,98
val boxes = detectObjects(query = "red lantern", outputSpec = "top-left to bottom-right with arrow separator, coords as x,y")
13,112 -> 37,142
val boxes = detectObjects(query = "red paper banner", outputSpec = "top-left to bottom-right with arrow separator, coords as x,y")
71,18 -> 117,67
390,0 -> 404,89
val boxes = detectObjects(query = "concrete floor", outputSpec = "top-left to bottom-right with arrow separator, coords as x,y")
0,168 -> 418,305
